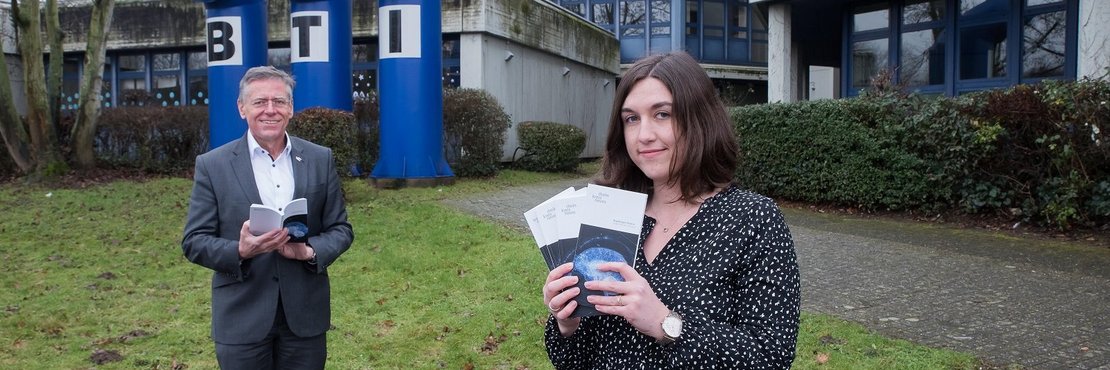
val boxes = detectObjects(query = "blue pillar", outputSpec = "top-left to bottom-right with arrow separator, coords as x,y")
371,0 -> 454,188
198,0 -> 268,150
290,0 -> 352,111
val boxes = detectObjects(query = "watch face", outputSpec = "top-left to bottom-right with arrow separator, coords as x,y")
663,315 -> 682,337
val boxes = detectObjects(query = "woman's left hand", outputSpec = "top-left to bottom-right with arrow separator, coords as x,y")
585,262 -> 671,340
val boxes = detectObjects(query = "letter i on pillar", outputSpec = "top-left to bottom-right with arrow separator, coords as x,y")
371,0 -> 453,187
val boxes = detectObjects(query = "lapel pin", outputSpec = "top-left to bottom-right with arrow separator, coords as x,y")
295,156 -> 302,162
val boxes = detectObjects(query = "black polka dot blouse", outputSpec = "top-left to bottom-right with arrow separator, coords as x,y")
544,184 -> 801,369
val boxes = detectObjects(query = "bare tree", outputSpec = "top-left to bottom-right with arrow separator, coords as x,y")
1,0 -> 115,176
71,0 -> 113,168
11,0 -> 68,177
0,28 -> 33,171
45,0 -> 63,127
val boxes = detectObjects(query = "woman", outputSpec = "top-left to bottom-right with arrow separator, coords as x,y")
542,51 -> 800,369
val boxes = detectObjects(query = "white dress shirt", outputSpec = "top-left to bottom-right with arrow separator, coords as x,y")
247,131 -> 295,211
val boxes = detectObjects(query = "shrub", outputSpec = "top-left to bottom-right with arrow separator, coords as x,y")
514,121 -> 586,173
959,79 -> 1110,228
289,107 -> 358,177
733,99 -> 929,211
443,88 -> 512,177
96,106 -> 208,173
353,92 -> 380,174
732,77 -> 1110,229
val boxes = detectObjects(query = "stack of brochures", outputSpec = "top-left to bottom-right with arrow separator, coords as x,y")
524,184 -> 648,317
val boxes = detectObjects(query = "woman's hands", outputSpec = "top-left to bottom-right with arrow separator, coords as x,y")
543,261 -> 672,340
543,262 -> 581,336
587,262 -> 671,341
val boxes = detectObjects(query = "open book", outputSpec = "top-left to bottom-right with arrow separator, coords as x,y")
524,184 -> 647,317
249,198 -> 309,243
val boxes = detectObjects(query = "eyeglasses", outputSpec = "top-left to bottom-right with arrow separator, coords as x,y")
249,97 -> 291,109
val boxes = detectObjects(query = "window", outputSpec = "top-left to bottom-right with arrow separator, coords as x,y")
958,0 -> 1010,80
849,3 -> 890,90
151,53 -> 181,107
117,54 -> 147,106
562,0 -> 586,17
702,0 -> 724,37
959,22 -> 1007,79
650,0 -> 670,36
686,0 -> 698,37
442,66 -> 460,88
442,35 -> 461,88
61,57 -> 81,110
268,48 -> 291,71
352,42 -> 377,99
750,4 -> 767,63
730,2 -> 748,39
901,29 -> 946,86
959,0 -> 991,14
900,0 -> 947,88
1022,10 -> 1066,78
621,0 -> 646,37
853,4 -> 889,32
839,0 -> 1074,96
101,63 -> 113,108
852,38 -> 889,88
751,42 -> 767,63
593,2 -> 615,30
118,55 -> 145,74
187,51 -> 208,106
903,0 -> 945,25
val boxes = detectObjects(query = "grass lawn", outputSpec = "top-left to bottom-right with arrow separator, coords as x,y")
0,168 -> 986,369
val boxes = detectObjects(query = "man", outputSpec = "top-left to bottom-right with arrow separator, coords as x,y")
182,66 -> 353,369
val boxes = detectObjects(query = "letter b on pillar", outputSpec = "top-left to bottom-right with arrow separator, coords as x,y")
199,0 -> 267,150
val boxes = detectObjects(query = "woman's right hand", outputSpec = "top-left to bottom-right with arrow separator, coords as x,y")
543,262 -> 581,336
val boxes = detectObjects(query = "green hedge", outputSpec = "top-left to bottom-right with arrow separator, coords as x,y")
962,80 -> 1110,228
733,78 -> 1110,229
95,106 -> 208,173
443,88 -> 512,177
734,99 -> 929,210
289,107 -> 359,177
515,121 -> 585,173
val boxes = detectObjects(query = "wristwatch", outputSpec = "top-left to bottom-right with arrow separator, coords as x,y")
657,310 -> 683,346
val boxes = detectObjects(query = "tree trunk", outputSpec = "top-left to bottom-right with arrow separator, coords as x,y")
16,0 -> 67,176
72,0 -> 115,169
0,39 -> 34,172
45,0 -> 63,132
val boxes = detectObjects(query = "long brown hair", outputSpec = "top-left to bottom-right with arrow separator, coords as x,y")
595,51 -> 738,202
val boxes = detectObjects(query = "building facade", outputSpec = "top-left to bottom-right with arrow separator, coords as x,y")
548,0 -> 773,103
4,0 -> 1109,150
748,0 -> 1109,101
544,0 -> 1109,102
1,0 -> 620,159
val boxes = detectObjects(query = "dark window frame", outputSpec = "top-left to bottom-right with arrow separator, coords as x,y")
843,0 -> 1076,97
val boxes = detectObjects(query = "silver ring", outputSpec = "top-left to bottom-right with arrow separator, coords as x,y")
617,296 -> 624,306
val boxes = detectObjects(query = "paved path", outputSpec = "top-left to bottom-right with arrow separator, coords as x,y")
444,178 -> 1110,369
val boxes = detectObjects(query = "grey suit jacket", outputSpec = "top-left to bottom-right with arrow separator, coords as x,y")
181,134 -> 353,344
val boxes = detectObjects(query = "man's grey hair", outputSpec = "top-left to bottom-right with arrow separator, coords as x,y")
237,66 -> 296,102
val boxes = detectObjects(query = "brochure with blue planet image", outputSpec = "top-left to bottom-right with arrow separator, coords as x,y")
568,224 -> 641,317
249,197 -> 310,243
524,185 -> 647,318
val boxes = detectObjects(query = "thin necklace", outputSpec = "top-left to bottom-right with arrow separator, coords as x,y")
658,202 -> 699,234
